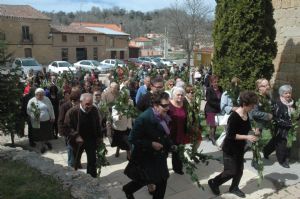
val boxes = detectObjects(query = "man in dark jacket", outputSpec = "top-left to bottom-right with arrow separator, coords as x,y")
136,76 -> 164,112
64,93 -> 103,177
58,89 -> 81,167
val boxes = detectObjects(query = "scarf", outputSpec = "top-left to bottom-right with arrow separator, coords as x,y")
280,96 -> 294,116
152,108 -> 171,135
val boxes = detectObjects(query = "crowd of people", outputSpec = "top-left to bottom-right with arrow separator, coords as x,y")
20,62 -> 297,199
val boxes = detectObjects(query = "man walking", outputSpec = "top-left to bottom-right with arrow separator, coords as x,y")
64,93 -> 103,177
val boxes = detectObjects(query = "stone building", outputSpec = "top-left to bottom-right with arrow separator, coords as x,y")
0,4 -> 130,65
271,0 -> 300,159
70,22 -> 130,61
0,4 -> 54,64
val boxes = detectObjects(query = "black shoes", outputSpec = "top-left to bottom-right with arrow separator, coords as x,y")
209,137 -> 216,145
30,141 -> 36,147
208,179 -> 220,195
263,151 -> 269,159
229,187 -> 246,198
174,170 -> 184,175
45,142 -> 52,150
280,162 -> 290,168
40,146 -> 46,154
122,187 -> 135,199
251,160 -> 259,170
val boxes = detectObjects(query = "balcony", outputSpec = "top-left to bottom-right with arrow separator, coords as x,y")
21,34 -> 33,44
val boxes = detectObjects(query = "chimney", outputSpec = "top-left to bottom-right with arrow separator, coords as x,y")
119,22 -> 123,31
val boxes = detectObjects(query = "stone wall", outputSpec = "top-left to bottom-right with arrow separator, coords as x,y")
271,0 -> 300,95
271,0 -> 300,159
0,145 -> 110,199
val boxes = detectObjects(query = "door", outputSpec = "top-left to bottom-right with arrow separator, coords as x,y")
76,48 -> 87,61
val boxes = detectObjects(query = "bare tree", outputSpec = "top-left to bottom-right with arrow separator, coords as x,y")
167,0 -> 213,67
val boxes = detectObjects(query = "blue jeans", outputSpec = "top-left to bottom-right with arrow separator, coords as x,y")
67,142 -> 74,167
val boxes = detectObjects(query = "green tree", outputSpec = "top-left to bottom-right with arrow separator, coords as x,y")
0,38 -> 24,146
213,0 -> 277,90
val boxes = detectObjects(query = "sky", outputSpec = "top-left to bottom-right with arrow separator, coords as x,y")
1,0 -> 216,13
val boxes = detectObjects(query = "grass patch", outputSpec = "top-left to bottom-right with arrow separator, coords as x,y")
0,159 -> 71,199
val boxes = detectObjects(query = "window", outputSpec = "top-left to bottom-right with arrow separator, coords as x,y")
79,35 -> 84,42
120,51 -> 124,60
24,48 -> 32,57
93,47 -> 98,60
52,62 -> 58,67
110,37 -> 115,47
0,32 -> 5,40
62,35 -> 67,42
61,48 -> 68,61
93,36 -> 97,42
22,26 -> 30,40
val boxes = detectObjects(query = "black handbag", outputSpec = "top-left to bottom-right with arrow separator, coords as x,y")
124,160 -> 150,182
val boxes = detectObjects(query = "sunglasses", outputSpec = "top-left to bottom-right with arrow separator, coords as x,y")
160,103 -> 170,108
187,91 -> 194,94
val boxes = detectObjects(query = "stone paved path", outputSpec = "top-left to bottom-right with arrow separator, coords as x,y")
1,131 -> 300,199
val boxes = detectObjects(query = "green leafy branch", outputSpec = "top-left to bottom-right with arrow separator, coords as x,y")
113,89 -> 139,118
288,99 -> 300,148
30,102 -> 40,120
177,145 -> 214,189
96,142 -> 110,177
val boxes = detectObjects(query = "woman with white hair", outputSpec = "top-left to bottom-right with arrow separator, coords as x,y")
263,85 -> 295,168
168,86 -> 188,175
27,88 -> 55,153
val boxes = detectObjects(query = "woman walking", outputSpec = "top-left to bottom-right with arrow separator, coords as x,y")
263,85 -> 295,168
27,88 -> 55,153
208,91 -> 258,198
204,75 -> 223,145
123,91 -> 173,199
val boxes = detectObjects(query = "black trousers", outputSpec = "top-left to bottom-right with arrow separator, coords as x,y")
172,150 -> 183,173
212,151 -> 244,190
263,134 -> 289,164
123,179 -> 167,199
73,140 -> 97,178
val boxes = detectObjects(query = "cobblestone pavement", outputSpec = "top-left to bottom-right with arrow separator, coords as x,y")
1,131 -> 300,199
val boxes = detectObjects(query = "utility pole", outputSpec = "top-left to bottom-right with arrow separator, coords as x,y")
164,27 -> 168,59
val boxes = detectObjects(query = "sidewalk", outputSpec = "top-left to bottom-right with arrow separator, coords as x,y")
1,133 -> 300,199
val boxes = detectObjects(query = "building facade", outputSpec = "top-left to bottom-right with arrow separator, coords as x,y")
0,5 -> 130,65
0,5 -> 54,65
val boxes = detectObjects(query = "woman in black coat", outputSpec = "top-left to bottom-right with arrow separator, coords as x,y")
123,91 -> 173,199
204,75 -> 223,145
263,85 -> 295,168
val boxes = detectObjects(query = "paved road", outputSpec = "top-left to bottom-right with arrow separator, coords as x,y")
1,131 -> 300,199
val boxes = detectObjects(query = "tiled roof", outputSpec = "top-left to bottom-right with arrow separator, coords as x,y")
129,41 -> 140,48
71,22 -> 122,32
51,24 -> 103,34
134,37 -> 152,42
0,4 -> 50,20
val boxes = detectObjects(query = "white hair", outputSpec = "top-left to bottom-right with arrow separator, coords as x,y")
175,80 -> 185,88
278,85 -> 292,96
35,88 -> 44,95
170,86 -> 185,99
80,93 -> 93,101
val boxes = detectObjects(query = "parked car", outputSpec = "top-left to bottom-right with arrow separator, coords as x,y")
12,57 -> 43,78
100,59 -> 125,67
48,61 -> 76,74
160,58 -> 176,67
74,60 -> 113,74
152,58 -> 165,69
